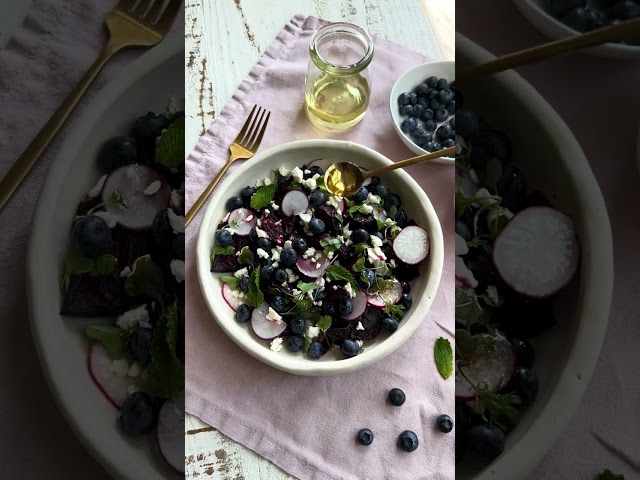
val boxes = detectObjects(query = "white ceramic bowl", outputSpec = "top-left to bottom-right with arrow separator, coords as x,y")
456,33 -> 613,480
513,0 -> 640,59
27,38 -> 183,480
389,61 -> 455,164
196,139 -> 444,376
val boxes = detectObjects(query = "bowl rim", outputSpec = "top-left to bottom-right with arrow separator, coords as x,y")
456,32 -> 614,480
513,0 -> 640,59
25,36 -> 183,480
195,138 -> 445,376
388,60 -> 456,163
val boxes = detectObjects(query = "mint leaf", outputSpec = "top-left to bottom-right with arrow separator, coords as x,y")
434,337 -> 453,380
455,287 -> 483,325
352,257 -> 366,272
317,315 -> 332,332
288,182 -> 303,190
89,254 -> 117,277
220,275 -> 239,290
596,470 -> 625,480
65,250 -> 95,276
147,302 -> 184,399
294,298 -> 313,312
125,256 -> 164,306
297,281 -> 316,293
212,244 -> 235,256
246,267 -> 264,307
250,184 -> 277,210
325,265 -> 357,290
354,243 -> 368,255
237,246 -> 254,265
86,325 -> 128,359
303,336 -> 312,352
455,192 -> 477,219
319,237 -> 342,253
475,388 -> 521,432
384,302 -> 405,320
155,116 -> 185,169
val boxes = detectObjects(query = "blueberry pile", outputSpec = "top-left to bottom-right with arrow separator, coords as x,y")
544,0 -> 640,38
397,75 -> 457,153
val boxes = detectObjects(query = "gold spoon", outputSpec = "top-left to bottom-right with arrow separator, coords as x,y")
325,146 -> 456,197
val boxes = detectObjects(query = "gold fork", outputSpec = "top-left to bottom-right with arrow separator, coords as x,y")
0,0 -> 182,212
185,105 -> 271,227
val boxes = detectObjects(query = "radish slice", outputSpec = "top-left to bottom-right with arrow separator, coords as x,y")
342,290 -> 367,320
281,190 -> 309,217
307,159 -> 331,171
455,334 -> 516,401
87,343 -> 133,408
227,208 -> 257,236
157,399 -> 185,473
102,164 -> 171,230
251,303 -> 287,339
296,252 -> 331,278
367,279 -> 403,307
393,226 -> 430,265
493,206 -> 579,298
222,283 -> 242,311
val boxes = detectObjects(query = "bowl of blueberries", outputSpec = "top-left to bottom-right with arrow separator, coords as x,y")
389,61 -> 456,163
513,0 -> 640,59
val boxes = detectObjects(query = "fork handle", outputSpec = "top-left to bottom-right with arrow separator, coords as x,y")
0,42 -> 121,212
185,157 -> 237,228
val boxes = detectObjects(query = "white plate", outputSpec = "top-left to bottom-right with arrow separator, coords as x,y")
513,0 -> 640,59
456,33 -> 613,479
26,37 -> 183,480
196,139 -> 444,376
389,61 -> 455,164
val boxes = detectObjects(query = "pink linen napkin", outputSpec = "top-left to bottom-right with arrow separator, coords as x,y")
0,1 -> 182,478
185,14 -> 455,480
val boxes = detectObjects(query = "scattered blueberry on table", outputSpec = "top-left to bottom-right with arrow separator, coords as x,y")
398,430 -> 420,452
397,76 -> 456,153
357,428 -> 375,446
436,414 -> 454,433
388,388 -> 406,406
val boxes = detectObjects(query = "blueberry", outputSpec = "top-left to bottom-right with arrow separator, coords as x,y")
372,184 -> 388,199
274,268 -> 288,284
436,78 -> 448,89
72,215 -> 113,257
398,431 -> 419,452
240,186 -> 256,200
562,7 -> 605,31
97,136 -> 138,173
285,334 -> 304,352
449,117 -> 455,129
290,316 -> 305,335
446,101 -> 456,115
120,392 -> 156,435
427,89 -> 439,100
239,276 -> 250,293
358,269 -> 376,289
477,129 -> 512,165
257,237 -> 271,250
401,117 -> 418,134
226,196 -> 243,212
413,104 -> 424,119
416,83 -> 429,94
372,231 -> 384,241
429,98 -> 444,110
545,0 -> 586,18
514,367 -> 539,405
308,165 -> 324,177
351,228 -> 370,244
423,108 -> 434,120
260,264 -> 273,280
271,296 -> 287,313
381,316 -> 399,332
456,108 -> 481,140
426,76 -> 438,88
400,292 -> 413,309
235,304 -> 252,323
455,220 -> 472,241
338,299 -> 353,316
415,134 -> 431,147
442,138 -> 456,148
434,108 -> 449,122
384,193 -> 401,209
340,339 -> 360,358
411,126 -> 426,139
395,208 -> 408,228
152,210 -> 173,249
322,301 -> 337,316
308,218 -> 325,234
436,414 -> 454,433
399,104 -> 414,116
467,424 -> 505,459
424,119 -> 437,132
280,247 -> 298,266
497,164 -> 527,212
425,141 -> 442,153
368,176 -> 381,187
352,187 -> 369,203
215,229 -> 233,248
292,237 -> 308,253
398,92 -> 411,106
130,112 -> 170,141
436,124 -> 454,141
309,191 -> 325,208
249,227 -> 259,244
173,234 -> 185,260
307,340 -> 324,359
357,428 -> 374,446
511,338 -> 536,368
388,388 -> 406,406
128,327 -> 153,366
409,92 -> 418,105
438,90 -> 453,104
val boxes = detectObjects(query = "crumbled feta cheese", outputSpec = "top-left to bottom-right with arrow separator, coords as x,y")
256,227 -> 268,238
327,251 -> 334,259
342,225 -> 352,239
370,235 -> 383,247
170,188 -> 183,208
263,177 -> 272,186
299,212 -> 312,224
116,305 -> 150,330
143,180 -> 162,196
315,277 -> 326,288
266,307 -> 283,324
305,326 -> 320,339
270,337 -> 283,352
284,240 -> 292,249
264,209 -> 270,215
356,340 -> 364,348
304,169 -> 311,174
111,359 -> 130,378
170,259 -> 185,283
271,248 -> 281,262
326,195 -> 342,209
366,193 -> 381,205
257,248 -> 269,259
291,166 -> 304,182
255,178 -> 264,187
245,214 -> 254,222
167,208 -> 185,233
303,247 -> 316,259
373,246 -> 386,260
119,266 -> 131,278
272,262 -> 279,269
271,201 -> 280,211
278,166 -> 291,177
356,321 -> 365,331
302,177 -> 317,190
234,267 -> 249,278
128,362 -> 142,378
88,174 -> 107,198
367,247 -> 384,263
93,211 -> 117,228
332,285 -> 338,290
360,204 -> 373,214
344,282 -> 357,298
292,289 -> 302,297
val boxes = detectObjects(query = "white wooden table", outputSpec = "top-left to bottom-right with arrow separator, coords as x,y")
184,1 -> 454,478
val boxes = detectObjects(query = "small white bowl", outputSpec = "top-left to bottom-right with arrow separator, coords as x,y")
389,61 -> 455,164
196,139 -> 444,376
513,0 -> 640,59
